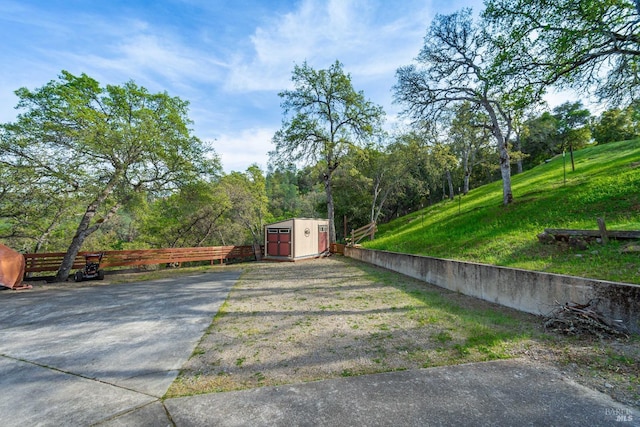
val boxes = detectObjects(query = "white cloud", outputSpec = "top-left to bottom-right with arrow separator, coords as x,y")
225,0 -> 378,92
544,87 -> 603,114
47,24 -> 229,96
212,127 -> 277,173
223,0 -> 436,96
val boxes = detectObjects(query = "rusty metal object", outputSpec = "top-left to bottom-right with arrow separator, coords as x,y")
0,244 -> 31,290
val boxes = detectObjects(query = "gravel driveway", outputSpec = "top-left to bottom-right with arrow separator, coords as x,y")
168,257 -> 542,395
168,257 -> 639,409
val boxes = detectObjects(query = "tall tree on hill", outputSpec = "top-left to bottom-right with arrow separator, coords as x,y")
395,9 -> 532,205
272,61 -> 384,243
0,71 -> 219,281
448,103 -> 493,194
552,101 -> 592,171
484,0 -> 640,105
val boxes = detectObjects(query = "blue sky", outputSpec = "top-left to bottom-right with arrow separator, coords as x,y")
1,0 -> 577,173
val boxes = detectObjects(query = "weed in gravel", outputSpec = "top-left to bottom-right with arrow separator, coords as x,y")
434,331 -> 453,344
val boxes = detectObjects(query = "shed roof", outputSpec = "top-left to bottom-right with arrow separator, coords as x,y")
265,218 -> 328,227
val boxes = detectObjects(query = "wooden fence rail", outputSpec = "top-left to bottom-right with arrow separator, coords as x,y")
348,222 -> 377,246
23,245 -> 261,275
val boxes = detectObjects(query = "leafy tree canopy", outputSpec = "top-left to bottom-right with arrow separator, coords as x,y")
0,71 -> 220,280
484,0 -> 640,105
272,60 -> 384,242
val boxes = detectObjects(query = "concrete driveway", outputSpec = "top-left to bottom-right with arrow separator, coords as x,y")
0,270 -> 240,426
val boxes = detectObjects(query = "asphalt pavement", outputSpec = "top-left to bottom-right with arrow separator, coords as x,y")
0,270 -> 637,426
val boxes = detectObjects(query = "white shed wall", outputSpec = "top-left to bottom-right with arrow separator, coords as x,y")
264,218 -> 329,260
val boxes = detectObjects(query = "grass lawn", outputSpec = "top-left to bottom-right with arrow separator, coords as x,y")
366,139 -> 640,283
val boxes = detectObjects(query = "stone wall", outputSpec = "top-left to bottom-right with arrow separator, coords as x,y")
345,247 -> 640,334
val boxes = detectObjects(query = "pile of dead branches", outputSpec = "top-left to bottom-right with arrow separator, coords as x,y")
544,300 -> 629,339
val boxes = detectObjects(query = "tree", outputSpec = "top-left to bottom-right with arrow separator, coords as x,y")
331,154 -> 372,237
272,61 -> 384,243
520,112 -> 560,166
552,101 -> 592,171
334,142 -> 405,230
484,0 -> 640,105
395,9 -> 529,205
360,144 -> 405,225
266,164 -> 305,221
0,71 -> 219,280
448,103 -> 493,194
140,181 -> 230,248
385,127 -> 456,215
219,165 -> 271,246
592,104 -> 640,143
0,153 -> 75,252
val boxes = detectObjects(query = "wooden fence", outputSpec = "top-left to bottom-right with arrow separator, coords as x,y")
23,245 -> 261,275
330,243 -> 345,254
347,222 -> 377,246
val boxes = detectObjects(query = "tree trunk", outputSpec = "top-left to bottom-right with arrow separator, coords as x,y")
498,139 -> 513,205
55,202 -> 119,281
370,176 -> 383,224
569,142 -> 575,172
323,172 -> 337,244
462,150 -> 471,195
370,187 -> 378,225
485,104 -> 513,205
371,186 -> 391,226
446,170 -> 455,200
55,175 -> 121,281
515,136 -> 523,174
463,172 -> 470,196
55,220 -> 91,282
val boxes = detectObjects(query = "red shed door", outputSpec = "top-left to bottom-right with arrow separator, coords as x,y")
267,228 -> 291,257
318,224 -> 328,253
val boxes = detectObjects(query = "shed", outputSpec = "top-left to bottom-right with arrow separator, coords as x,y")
264,218 -> 329,261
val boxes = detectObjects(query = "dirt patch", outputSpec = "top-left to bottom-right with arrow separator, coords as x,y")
167,257 -> 639,408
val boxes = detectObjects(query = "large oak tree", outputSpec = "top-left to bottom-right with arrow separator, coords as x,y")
484,0 -> 640,105
272,61 -> 384,243
395,9 -> 530,205
0,71 -> 219,281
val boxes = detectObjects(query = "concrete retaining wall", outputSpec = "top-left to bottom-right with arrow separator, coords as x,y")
345,247 -> 640,334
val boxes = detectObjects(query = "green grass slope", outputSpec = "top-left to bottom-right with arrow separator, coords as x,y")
365,139 -> 640,284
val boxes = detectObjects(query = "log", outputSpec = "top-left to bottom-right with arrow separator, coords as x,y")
544,228 -> 640,239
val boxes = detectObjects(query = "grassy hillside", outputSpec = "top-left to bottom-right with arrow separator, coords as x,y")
365,139 -> 640,284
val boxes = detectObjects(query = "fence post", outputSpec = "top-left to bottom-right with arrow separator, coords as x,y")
597,217 -> 609,245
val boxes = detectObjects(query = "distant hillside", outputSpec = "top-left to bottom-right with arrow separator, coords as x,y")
364,139 -> 640,284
